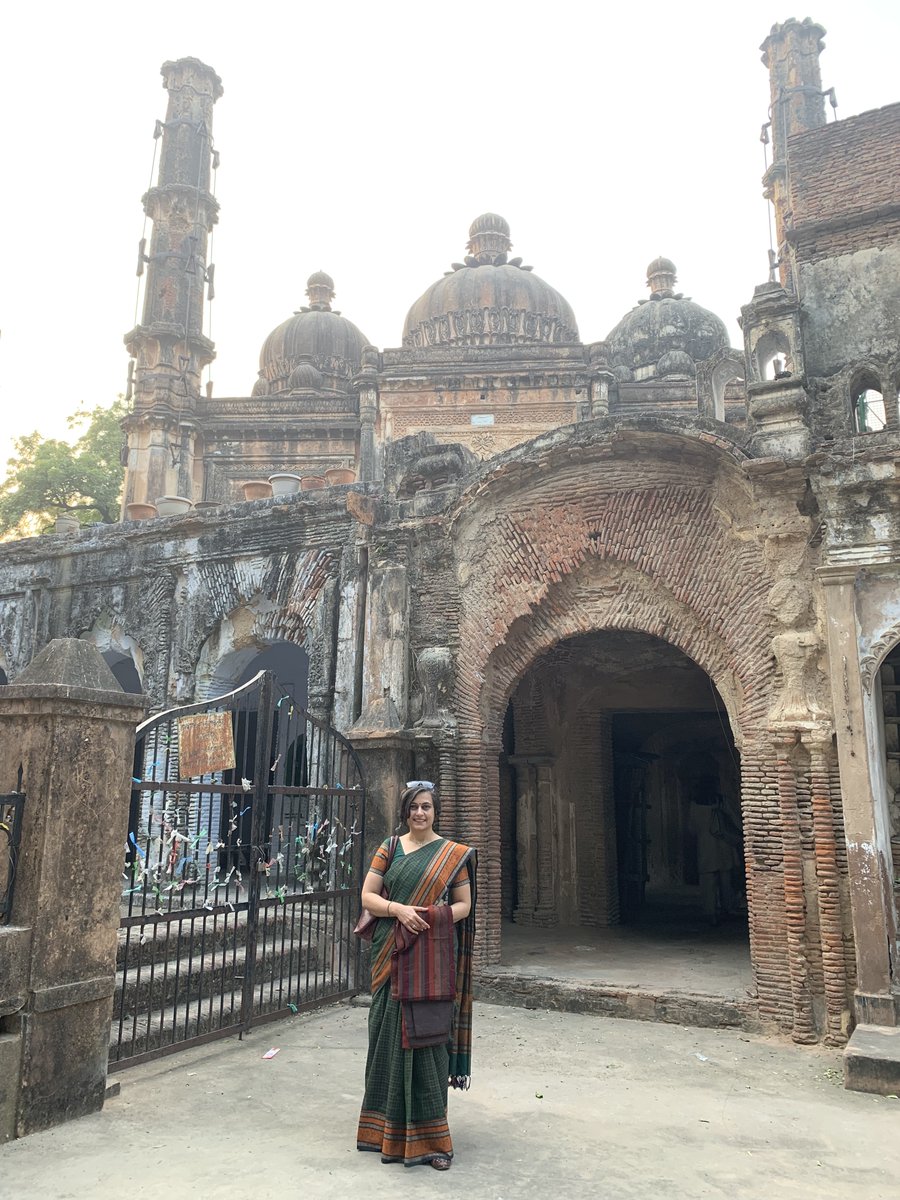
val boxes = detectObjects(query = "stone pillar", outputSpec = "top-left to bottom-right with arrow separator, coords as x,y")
820,572 -> 900,1094
821,574 -> 898,1017
346,731 -> 413,870
510,755 -> 557,927
0,640 -> 144,1139
355,565 -> 409,732
355,347 -> 380,484
512,758 -> 538,923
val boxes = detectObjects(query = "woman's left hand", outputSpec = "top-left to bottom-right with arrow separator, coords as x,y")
393,903 -> 430,933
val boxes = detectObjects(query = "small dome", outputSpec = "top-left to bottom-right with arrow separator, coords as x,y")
254,273 -> 371,395
403,215 -> 579,348
467,213 -> 511,264
605,258 -> 729,382
288,360 -> 324,391
656,350 -> 696,380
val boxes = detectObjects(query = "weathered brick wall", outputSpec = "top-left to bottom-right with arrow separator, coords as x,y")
0,492 -> 355,711
785,103 -> 900,383
447,430 -> 801,1026
788,103 -> 900,262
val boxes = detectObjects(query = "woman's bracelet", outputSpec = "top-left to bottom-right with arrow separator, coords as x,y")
387,901 -> 393,916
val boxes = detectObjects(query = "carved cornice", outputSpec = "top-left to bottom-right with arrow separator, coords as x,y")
404,307 -> 579,349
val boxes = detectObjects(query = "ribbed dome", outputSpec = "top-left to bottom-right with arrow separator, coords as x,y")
252,273 -> 371,396
605,258 -> 729,382
403,215 -> 579,349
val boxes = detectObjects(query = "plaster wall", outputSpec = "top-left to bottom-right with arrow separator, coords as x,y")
799,243 -> 900,380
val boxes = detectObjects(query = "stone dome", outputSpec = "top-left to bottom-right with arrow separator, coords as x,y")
252,273 -> 371,396
287,360 -> 324,391
402,214 -> 579,349
605,258 -> 730,382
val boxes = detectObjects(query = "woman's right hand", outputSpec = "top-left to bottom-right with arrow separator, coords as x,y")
391,904 -> 430,934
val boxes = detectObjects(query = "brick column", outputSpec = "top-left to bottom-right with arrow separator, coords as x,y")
0,640 -> 144,1139
774,731 -> 817,1043
804,730 -> 850,1045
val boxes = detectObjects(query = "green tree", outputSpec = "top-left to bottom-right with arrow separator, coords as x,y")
0,399 -> 127,538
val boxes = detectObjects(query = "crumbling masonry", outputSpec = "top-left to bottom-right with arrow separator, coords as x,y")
1,19 -> 899,1091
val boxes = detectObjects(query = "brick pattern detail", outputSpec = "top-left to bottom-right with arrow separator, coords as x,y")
788,103 -> 900,262
808,737 -> 850,1045
450,465 -> 806,1030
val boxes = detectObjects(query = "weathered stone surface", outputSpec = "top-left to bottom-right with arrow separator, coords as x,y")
0,23 -> 899,1120
0,643 -> 144,1137
475,972 -> 763,1033
13,637 -> 123,692
843,1024 -> 900,1095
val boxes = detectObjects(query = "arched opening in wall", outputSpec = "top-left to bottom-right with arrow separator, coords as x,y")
753,330 -> 792,382
876,644 -> 900,952
851,372 -> 886,433
205,640 -> 309,708
211,642 -> 311,859
497,629 -> 751,998
710,365 -> 744,423
102,650 -> 143,694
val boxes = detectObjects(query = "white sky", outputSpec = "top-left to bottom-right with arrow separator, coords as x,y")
2,1 -> 898,468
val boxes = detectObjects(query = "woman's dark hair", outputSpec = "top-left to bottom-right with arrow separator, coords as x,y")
399,785 -> 441,825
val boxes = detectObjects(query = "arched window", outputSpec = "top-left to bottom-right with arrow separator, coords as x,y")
852,371 -> 886,433
753,330 -> 792,382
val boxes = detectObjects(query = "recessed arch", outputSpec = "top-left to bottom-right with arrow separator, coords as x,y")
79,613 -> 144,693
850,367 -> 886,433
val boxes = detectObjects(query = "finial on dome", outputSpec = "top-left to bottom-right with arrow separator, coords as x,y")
466,213 -> 512,265
646,257 -> 677,299
306,271 -> 335,311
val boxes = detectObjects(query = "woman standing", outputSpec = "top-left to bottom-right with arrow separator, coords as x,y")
356,782 -> 476,1171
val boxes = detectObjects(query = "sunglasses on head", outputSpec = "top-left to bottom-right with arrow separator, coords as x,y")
406,780 -> 434,791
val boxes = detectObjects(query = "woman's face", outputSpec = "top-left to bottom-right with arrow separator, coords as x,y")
407,791 -> 436,835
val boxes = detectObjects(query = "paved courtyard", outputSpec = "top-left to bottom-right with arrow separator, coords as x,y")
1,1001 -> 898,1199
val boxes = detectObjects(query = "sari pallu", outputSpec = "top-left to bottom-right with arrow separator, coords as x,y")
357,837 -> 476,1167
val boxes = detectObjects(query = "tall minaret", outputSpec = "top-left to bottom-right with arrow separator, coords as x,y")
123,57 -> 223,508
760,18 -> 827,292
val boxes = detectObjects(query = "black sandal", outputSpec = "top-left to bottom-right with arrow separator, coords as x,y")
431,1155 -> 452,1171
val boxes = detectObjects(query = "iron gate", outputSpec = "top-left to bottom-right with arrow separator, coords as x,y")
111,671 -> 366,1070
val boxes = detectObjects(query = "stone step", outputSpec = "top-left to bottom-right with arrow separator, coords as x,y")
475,971 -> 762,1033
843,1024 -> 900,1095
115,921 -> 358,1014
117,898 -> 356,967
110,966 -> 357,1068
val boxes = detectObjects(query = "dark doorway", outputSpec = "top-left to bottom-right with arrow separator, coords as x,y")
612,710 -> 745,927
500,629 -> 749,962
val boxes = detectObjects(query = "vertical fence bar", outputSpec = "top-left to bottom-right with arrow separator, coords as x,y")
241,671 -> 275,1036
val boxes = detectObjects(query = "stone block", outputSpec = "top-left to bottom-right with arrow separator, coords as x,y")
843,1024 -> 900,1095
0,926 -> 32,1017
0,1028 -> 23,1142
17,999 -> 112,1136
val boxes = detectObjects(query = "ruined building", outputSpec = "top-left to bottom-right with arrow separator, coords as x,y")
1,18 -> 899,1089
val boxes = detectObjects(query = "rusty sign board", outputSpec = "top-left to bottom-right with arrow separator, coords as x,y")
177,712 -> 236,778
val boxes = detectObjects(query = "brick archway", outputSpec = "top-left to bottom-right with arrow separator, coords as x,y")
448,447 -> 794,1030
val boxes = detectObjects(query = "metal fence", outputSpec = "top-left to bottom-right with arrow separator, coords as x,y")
111,671 -> 366,1070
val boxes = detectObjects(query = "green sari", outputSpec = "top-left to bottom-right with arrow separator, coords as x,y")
356,836 -> 476,1167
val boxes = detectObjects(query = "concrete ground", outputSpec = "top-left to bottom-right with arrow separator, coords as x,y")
2,1002 -> 899,1200
498,913 -> 754,999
